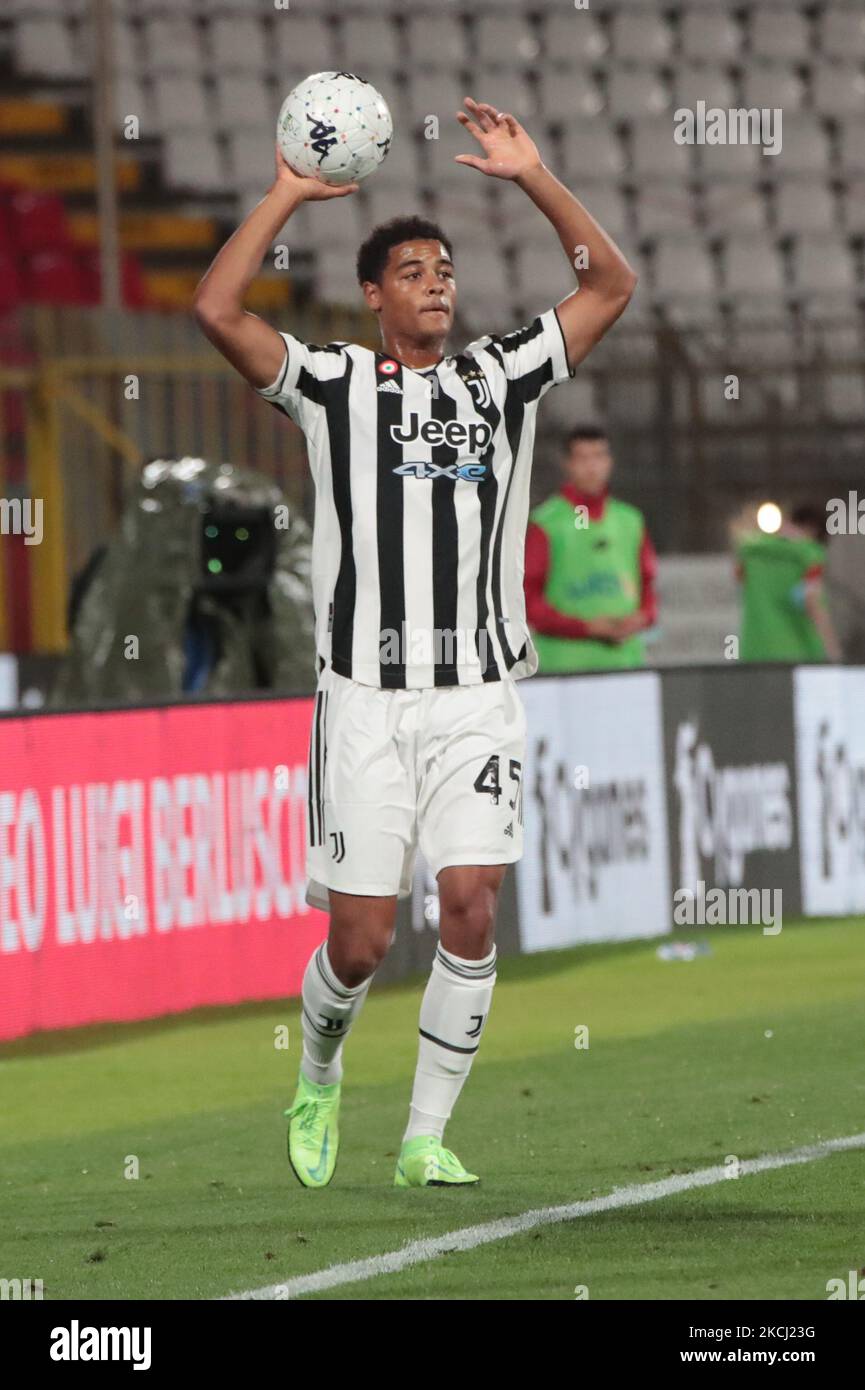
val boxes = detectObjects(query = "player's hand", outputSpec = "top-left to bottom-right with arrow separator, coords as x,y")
273,144 -> 359,200
454,98 -> 542,180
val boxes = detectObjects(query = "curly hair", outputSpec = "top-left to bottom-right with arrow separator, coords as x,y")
356,216 -> 453,286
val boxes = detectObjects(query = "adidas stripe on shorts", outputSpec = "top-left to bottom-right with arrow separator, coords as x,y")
305,666 -> 526,909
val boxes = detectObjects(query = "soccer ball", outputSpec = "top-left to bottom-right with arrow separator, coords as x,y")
276,71 -> 393,187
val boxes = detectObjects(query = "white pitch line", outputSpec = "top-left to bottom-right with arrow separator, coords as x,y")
225,1131 -> 865,1301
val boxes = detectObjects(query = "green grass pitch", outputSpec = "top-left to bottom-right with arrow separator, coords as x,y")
2,916 -> 863,1300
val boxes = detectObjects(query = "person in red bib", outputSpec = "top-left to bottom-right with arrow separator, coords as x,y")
525,425 -> 658,672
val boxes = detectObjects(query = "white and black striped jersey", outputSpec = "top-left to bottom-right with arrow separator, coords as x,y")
258,306 -> 574,689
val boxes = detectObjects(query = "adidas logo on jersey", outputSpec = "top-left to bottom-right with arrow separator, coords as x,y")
377,378 -> 403,394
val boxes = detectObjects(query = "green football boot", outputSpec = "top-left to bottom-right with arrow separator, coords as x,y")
284,1072 -> 341,1189
394,1135 -> 479,1188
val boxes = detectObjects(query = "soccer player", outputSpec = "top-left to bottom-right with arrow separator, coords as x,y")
194,98 -> 636,1188
525,425 -> 658,671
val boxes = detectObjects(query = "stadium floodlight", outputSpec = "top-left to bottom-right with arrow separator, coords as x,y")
757,501 -> 783,534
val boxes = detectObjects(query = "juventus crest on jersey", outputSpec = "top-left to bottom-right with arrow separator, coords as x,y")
258,307 -> 574,689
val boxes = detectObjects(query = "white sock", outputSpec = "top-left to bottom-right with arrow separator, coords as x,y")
299,941 -> 373,1087
403,942 -> 497,1144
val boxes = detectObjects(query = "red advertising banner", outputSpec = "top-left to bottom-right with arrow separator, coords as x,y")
0,698 -> 326,1041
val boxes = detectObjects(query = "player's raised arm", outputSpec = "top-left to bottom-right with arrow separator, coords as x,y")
193,147 -> 358,390
455,97 -> 637,371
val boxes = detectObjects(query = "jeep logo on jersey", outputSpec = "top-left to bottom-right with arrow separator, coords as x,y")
394,460 -> 488,482
390,412 -> 492,454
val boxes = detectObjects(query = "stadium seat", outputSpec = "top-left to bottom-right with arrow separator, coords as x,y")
837,116 -> 865,173
470,72 -> 536,121
7,0 -> 86,11
314,195 -> 366,250
0,250 -> 23,313
774,180 -> 837,236
810,63 -> 865,117
597,282 -> 658,361
457,246 -> 514,301
539,68 -> 604,122
606,70 -> 668,119
512,245 -> 572,316
542,13 -> 608,65
78,247 -> 148,309
272,15 -> 333,74
809,322 -> 863,359
340,15 -> 401,70
541,373 -> 601,431
14,17 -> 84,78
113,75 -> 150,134
791,233 -> 857,298
153,75 -> 210,133
763,114 -> 830,178
426,123 -> 489,189
406,15 -> 467,70
474,15 -> 540,68
165,133 -> 226,193
375,132 -> 424,193
116,0 -> 197,13
749,7 -> 812,63
208,16 -> 269,73
742,65 -> 805,113
460,0 -> 537,10
819,4 -> 865,61
694,129 -> 761,181
496,177 -> 627,253
631,117 -> 691,181
226,131 -> 279,193
607,378 -> 659,428
679,12 -> 742,63
609,13 -> 673,64
840,185 -> 865,233
0,199 -> 14,257
24,249 -> 92,305
275,198 -> 314,252
672,66 -> 737,114
561,121 -> 625,183
577,185 -> 629,239
825,371 -> 865,420
722,234 -> 786,311
701,182 -> 768,234
699,367 -> 798,424
366,186 -> 434,232
634,187 -> 697,238
727,324 -> 801,371
83,18 -> 137,74
7,189 -> 71,252
653,236 -> 718,319
308,0 -> 385,11
214,75 -> 275,133
315,247 -> 372,307
402,74 -> 464,131
433,207 -> 491,253
207,0 -> 268,10
143,18 -> 204,73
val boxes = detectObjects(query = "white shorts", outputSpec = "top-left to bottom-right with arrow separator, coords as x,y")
305,666 -> 526,909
